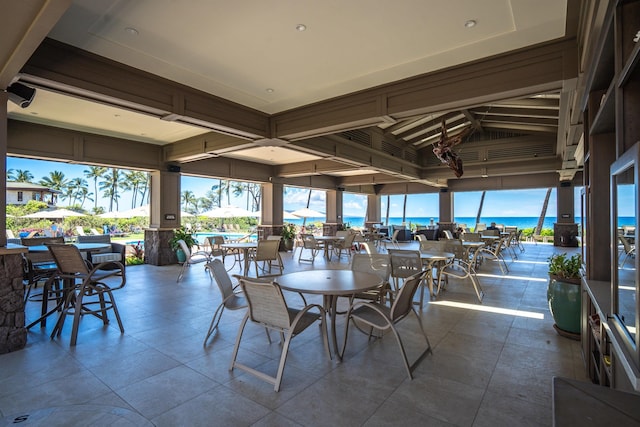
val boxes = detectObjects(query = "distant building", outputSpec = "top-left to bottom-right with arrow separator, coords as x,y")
6,182 -> 60,206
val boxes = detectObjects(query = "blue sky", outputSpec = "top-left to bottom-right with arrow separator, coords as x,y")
7,156 -> 593,217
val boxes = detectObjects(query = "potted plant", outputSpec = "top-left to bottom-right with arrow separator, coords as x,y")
170,226 -> 197,262
280,223 -> 297,251
547,252 -> 582,339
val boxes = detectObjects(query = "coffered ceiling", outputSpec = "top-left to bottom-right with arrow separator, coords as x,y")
2,0 -> 584,194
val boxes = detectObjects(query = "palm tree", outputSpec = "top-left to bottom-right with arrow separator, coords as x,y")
84,166 -> 107,210
12,169 -> 34,182
181,190 -> 197,212
67,177 -> 89,206
535,188 -> 553,236
198,196 -> 214,213
232,182 -> 247,209
39,170 -> 68,191
385,195 -> 390,226
99,168 -> 123,212
211,179 -> 229,207
402,194 -> 407,223
475,191 -> 486,229
123,170 -> 148,208
6,168 -> 15,181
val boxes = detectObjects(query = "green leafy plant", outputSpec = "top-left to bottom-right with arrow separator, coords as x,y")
548,252 -> 582,281
170,226 -> 197,251
281,223 -> 297,240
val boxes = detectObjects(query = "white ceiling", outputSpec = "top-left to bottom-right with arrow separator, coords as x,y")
46,0 -> 568,115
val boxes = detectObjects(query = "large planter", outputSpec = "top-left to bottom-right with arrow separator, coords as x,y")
282,238 -> 294,251
176,248 -> 186,263
547,275 -> 581,339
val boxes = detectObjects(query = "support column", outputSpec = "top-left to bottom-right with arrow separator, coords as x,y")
144,169 -> 181,265
438,189 -> 455,237
324,190 -> 343,234
364,194 -> 382,230
554,183 -> 578,247
0,91 -> 25,353
259,182 -> 284,239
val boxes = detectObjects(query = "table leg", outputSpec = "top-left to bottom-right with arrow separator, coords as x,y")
329,294 -> 340,360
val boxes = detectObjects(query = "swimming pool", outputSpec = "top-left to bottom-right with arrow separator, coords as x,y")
194,232 -> 257,243
121,232 -> 257,247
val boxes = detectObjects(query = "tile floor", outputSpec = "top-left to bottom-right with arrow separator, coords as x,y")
0,240 -> 587,426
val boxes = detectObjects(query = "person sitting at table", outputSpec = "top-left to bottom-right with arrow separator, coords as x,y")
486,222 -> 499,231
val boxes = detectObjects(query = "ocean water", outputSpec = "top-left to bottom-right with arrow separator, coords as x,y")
286,216 -> 636,230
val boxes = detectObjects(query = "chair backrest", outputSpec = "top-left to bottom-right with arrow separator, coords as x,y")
341,233 -> 356,247
475,223 -> 486,232
78,234 -> 113,254
47,243 -> 90,275
77,234 -> 111,244
419,240 -> 447,252
442,230 -> 454,239
390,271 -> 426,320
255,239 -> 280,261
238,277 -> 291,329
483,229 -> 499,236
206,235 -> 226,256
301,234 -> 319,249
391,229 -> 401,240
461,232 -> 481,242
441,239 -> 468,262
359,241 -> 378,254
206,259 -> 236,302
415,234 -> 427,242
351,253 -> 391,283
388,249 -> 422,279
266,235 -> 282,241
177,239 -> 192,258
336,230 -> 350,237
22,237 -> 65,264
6,229 -> 15,239
620,235 -> 635,253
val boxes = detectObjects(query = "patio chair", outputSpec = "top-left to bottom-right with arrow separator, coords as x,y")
249,239 -> 282,277
359,241 -> 378,254
176,239 -> 212,282
382,229 -> 400,250
230,277 -> 329,391
75,226 -> 86,236
204,235 -> 227,262
21,236 -> 65,308
438,240 -> 484,302
203,259 -> 248,346
388,248 -> 426,308
47,243 -> 126,346
298,233 -> 324,263
340,270 -> 432,380
348,253 -> 393,305
333,232 -> 356,260
77,234 -> 126,270
619,235 -> 636,268
478,235 -> 509,275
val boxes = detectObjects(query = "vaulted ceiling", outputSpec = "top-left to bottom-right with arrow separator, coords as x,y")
2,0 -> 585,195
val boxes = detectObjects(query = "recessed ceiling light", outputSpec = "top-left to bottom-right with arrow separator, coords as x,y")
464,20 -> 477,28
124,27 -> 139,36
295,24 -> 307,32
266,88 -> 274,93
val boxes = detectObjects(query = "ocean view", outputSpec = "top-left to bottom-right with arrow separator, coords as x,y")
285,216 -> 636,230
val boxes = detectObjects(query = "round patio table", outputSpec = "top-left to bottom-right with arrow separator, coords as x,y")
276,269 -> 382,359
221,242 -> 257,275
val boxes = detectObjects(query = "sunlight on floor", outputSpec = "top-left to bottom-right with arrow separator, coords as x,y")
477,273 -> 548,282
430,300 -> 545,319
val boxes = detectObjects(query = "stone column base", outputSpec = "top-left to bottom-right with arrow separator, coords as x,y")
144,229 -> 178,265
0,252 -> 27,353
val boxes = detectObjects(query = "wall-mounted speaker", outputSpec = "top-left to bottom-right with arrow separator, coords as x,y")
560,181 -> 572,187
167,165 -> 181,173
7,83 -> 36,108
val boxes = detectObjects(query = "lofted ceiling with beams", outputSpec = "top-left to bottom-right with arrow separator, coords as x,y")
2,0 -> 584,195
